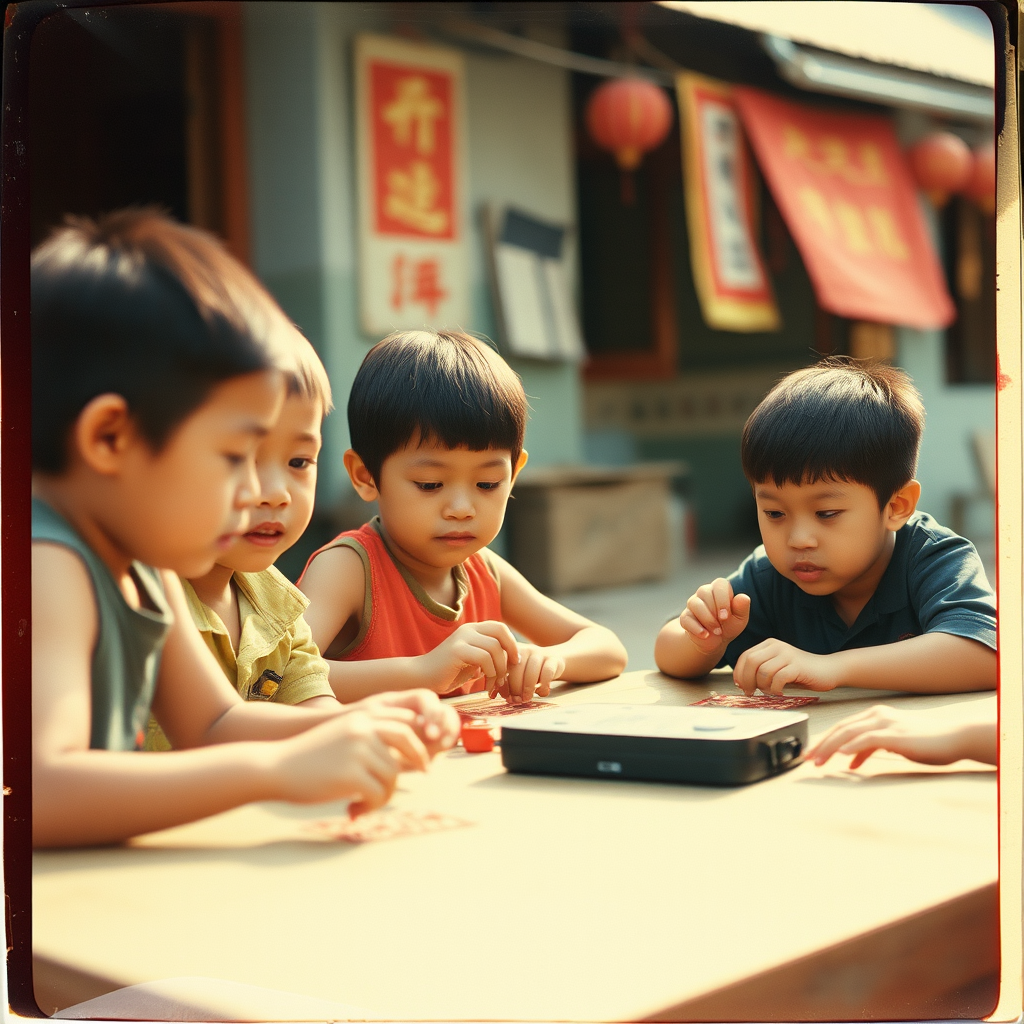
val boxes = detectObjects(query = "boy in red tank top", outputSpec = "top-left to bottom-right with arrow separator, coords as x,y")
299,331 -> 628,705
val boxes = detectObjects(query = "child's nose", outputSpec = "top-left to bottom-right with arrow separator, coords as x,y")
444,489 -> 475,518
237,463 -> 261,508
788,522 -> 817,548
258,471 -> 289,507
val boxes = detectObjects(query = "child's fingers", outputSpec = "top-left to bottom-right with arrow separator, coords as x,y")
474,621 -> 521,666
731,592 -> 751,620
451,638 -> 504,684
535,658 -> 562,697
372,722 -> 430,772
709,578 -> 734,622
686,594 -> 722,637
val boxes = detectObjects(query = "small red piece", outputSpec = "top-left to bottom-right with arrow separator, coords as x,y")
460,718 -> 495,753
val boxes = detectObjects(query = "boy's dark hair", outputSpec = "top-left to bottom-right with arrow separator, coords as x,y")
741,357 -> 925,508
288,333 -> 334,417
348,330 -> 527,484
32,208 -> 298,473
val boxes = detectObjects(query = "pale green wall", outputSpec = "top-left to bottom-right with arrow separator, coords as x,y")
242,3 -> 583,518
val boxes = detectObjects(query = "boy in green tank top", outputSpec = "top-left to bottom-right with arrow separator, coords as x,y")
31,210 -> 459,848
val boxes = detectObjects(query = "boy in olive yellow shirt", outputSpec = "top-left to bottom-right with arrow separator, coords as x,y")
147,338 -> 337,749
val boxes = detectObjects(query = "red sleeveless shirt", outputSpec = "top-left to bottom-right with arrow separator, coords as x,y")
300,520 -> 503,695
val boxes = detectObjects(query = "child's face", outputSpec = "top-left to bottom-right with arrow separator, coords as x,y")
753,477 -> 898,601
218,392 -> 322,574
116,371 -> 284,577
375,440 -> 523,569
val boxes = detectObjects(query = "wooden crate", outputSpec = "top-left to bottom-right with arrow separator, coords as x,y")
505,462 -> 687,594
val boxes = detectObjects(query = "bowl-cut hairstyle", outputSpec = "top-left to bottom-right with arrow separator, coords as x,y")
32,207 -> 298,473
741,357 -> 925,508
348,330 -> 527,484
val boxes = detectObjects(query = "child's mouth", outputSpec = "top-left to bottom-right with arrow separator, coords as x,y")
438,532 -> 475,546
793,563 -> 825,582
244,523 -> 286,547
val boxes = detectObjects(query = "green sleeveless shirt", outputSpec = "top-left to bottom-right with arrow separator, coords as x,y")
32,498 -> 173,751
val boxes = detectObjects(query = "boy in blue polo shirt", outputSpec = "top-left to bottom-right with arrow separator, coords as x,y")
655,358 -> 996,694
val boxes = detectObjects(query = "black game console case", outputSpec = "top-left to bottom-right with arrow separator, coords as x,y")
501,703 -> 808,786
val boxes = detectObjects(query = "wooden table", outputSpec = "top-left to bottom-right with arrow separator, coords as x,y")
33,671 -> 999,1021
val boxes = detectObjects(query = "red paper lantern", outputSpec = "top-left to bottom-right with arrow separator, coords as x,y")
964,142 -> 996,215
585,78 -> 673,172
907,131 -> 972,207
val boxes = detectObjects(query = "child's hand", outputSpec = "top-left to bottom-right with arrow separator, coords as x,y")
679,579 -> 751,654
421,621 -> 520,696
733,638 -> 838,695
492,643 -> 566,704
268,711 -> 430,815
348,689 -> 461,756
805,705 -> 991,769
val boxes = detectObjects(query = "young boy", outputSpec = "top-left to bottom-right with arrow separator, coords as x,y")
32,210 -> 458,848
299,330 -> 628,705
655,358 -> 997,694
144,337 -> 338,750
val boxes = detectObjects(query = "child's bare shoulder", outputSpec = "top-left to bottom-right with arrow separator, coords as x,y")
300,540 -> 367,602
32,542 -> 98,654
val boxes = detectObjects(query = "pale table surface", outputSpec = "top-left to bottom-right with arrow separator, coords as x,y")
33,671 -> 998,1021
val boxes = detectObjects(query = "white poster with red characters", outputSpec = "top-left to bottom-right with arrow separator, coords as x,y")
355,34 -> 469,336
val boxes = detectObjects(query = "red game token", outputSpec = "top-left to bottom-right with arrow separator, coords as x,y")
460,718 -> 496,752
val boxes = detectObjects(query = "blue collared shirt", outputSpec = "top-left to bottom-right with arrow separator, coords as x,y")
717,511 -> 997,668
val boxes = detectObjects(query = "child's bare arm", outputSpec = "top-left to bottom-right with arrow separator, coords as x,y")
496,555 -> 628,701
733,632 -> 996,695
805,697 -> 997,768
32,545 -> 431,847
655,579 -> 751,679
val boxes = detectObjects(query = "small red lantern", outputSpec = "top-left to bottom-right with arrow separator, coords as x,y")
907,131 -> 972,207
963,142 -> 996,215
585,77 -> 672,202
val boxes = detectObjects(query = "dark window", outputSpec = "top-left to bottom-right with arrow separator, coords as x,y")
943,196 -> 996,384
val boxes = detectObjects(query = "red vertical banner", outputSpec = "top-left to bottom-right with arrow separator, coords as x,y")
733,87 -> 954,329
678,72 -> 780,333
356,35 -> 468,335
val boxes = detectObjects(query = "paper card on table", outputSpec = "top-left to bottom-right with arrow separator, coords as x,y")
305,809 -> 474,844
691,693 -> 819,710
454,697 -> 557,718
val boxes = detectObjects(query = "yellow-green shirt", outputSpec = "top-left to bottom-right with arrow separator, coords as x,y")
145,567 -> 334,750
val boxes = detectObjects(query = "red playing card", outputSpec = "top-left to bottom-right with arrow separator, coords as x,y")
691,693 -> 819,710
454,697 -> 556,719
305,809 -> 473,844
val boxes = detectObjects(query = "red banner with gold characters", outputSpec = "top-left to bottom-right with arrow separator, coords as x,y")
733,87 -> 954,330
356,35 -> 468,335
677,72 -> 780,333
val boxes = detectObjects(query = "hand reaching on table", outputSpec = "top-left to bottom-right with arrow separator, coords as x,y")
733,639 -> 840,695
806,702 -> 997,769
420,621 -> 520,696
344,689 -> 461,757
490,643 -> 565,704
268,711 -> 430,816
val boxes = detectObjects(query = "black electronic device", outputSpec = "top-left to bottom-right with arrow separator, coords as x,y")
500,703 -> 808,786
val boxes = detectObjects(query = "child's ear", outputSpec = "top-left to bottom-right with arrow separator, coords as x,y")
73,394 -> 135,475
343,449 -> 380,502
512,449 -> 528,483
885,479 -> 921,530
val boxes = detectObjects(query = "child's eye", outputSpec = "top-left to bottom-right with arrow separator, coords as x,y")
416,482 -> 442,491
289,457 -> 316,470
762,509 -> 784,520
476,481 -> 501,491
224,453 -> 247,468
817,510 -> 841,520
